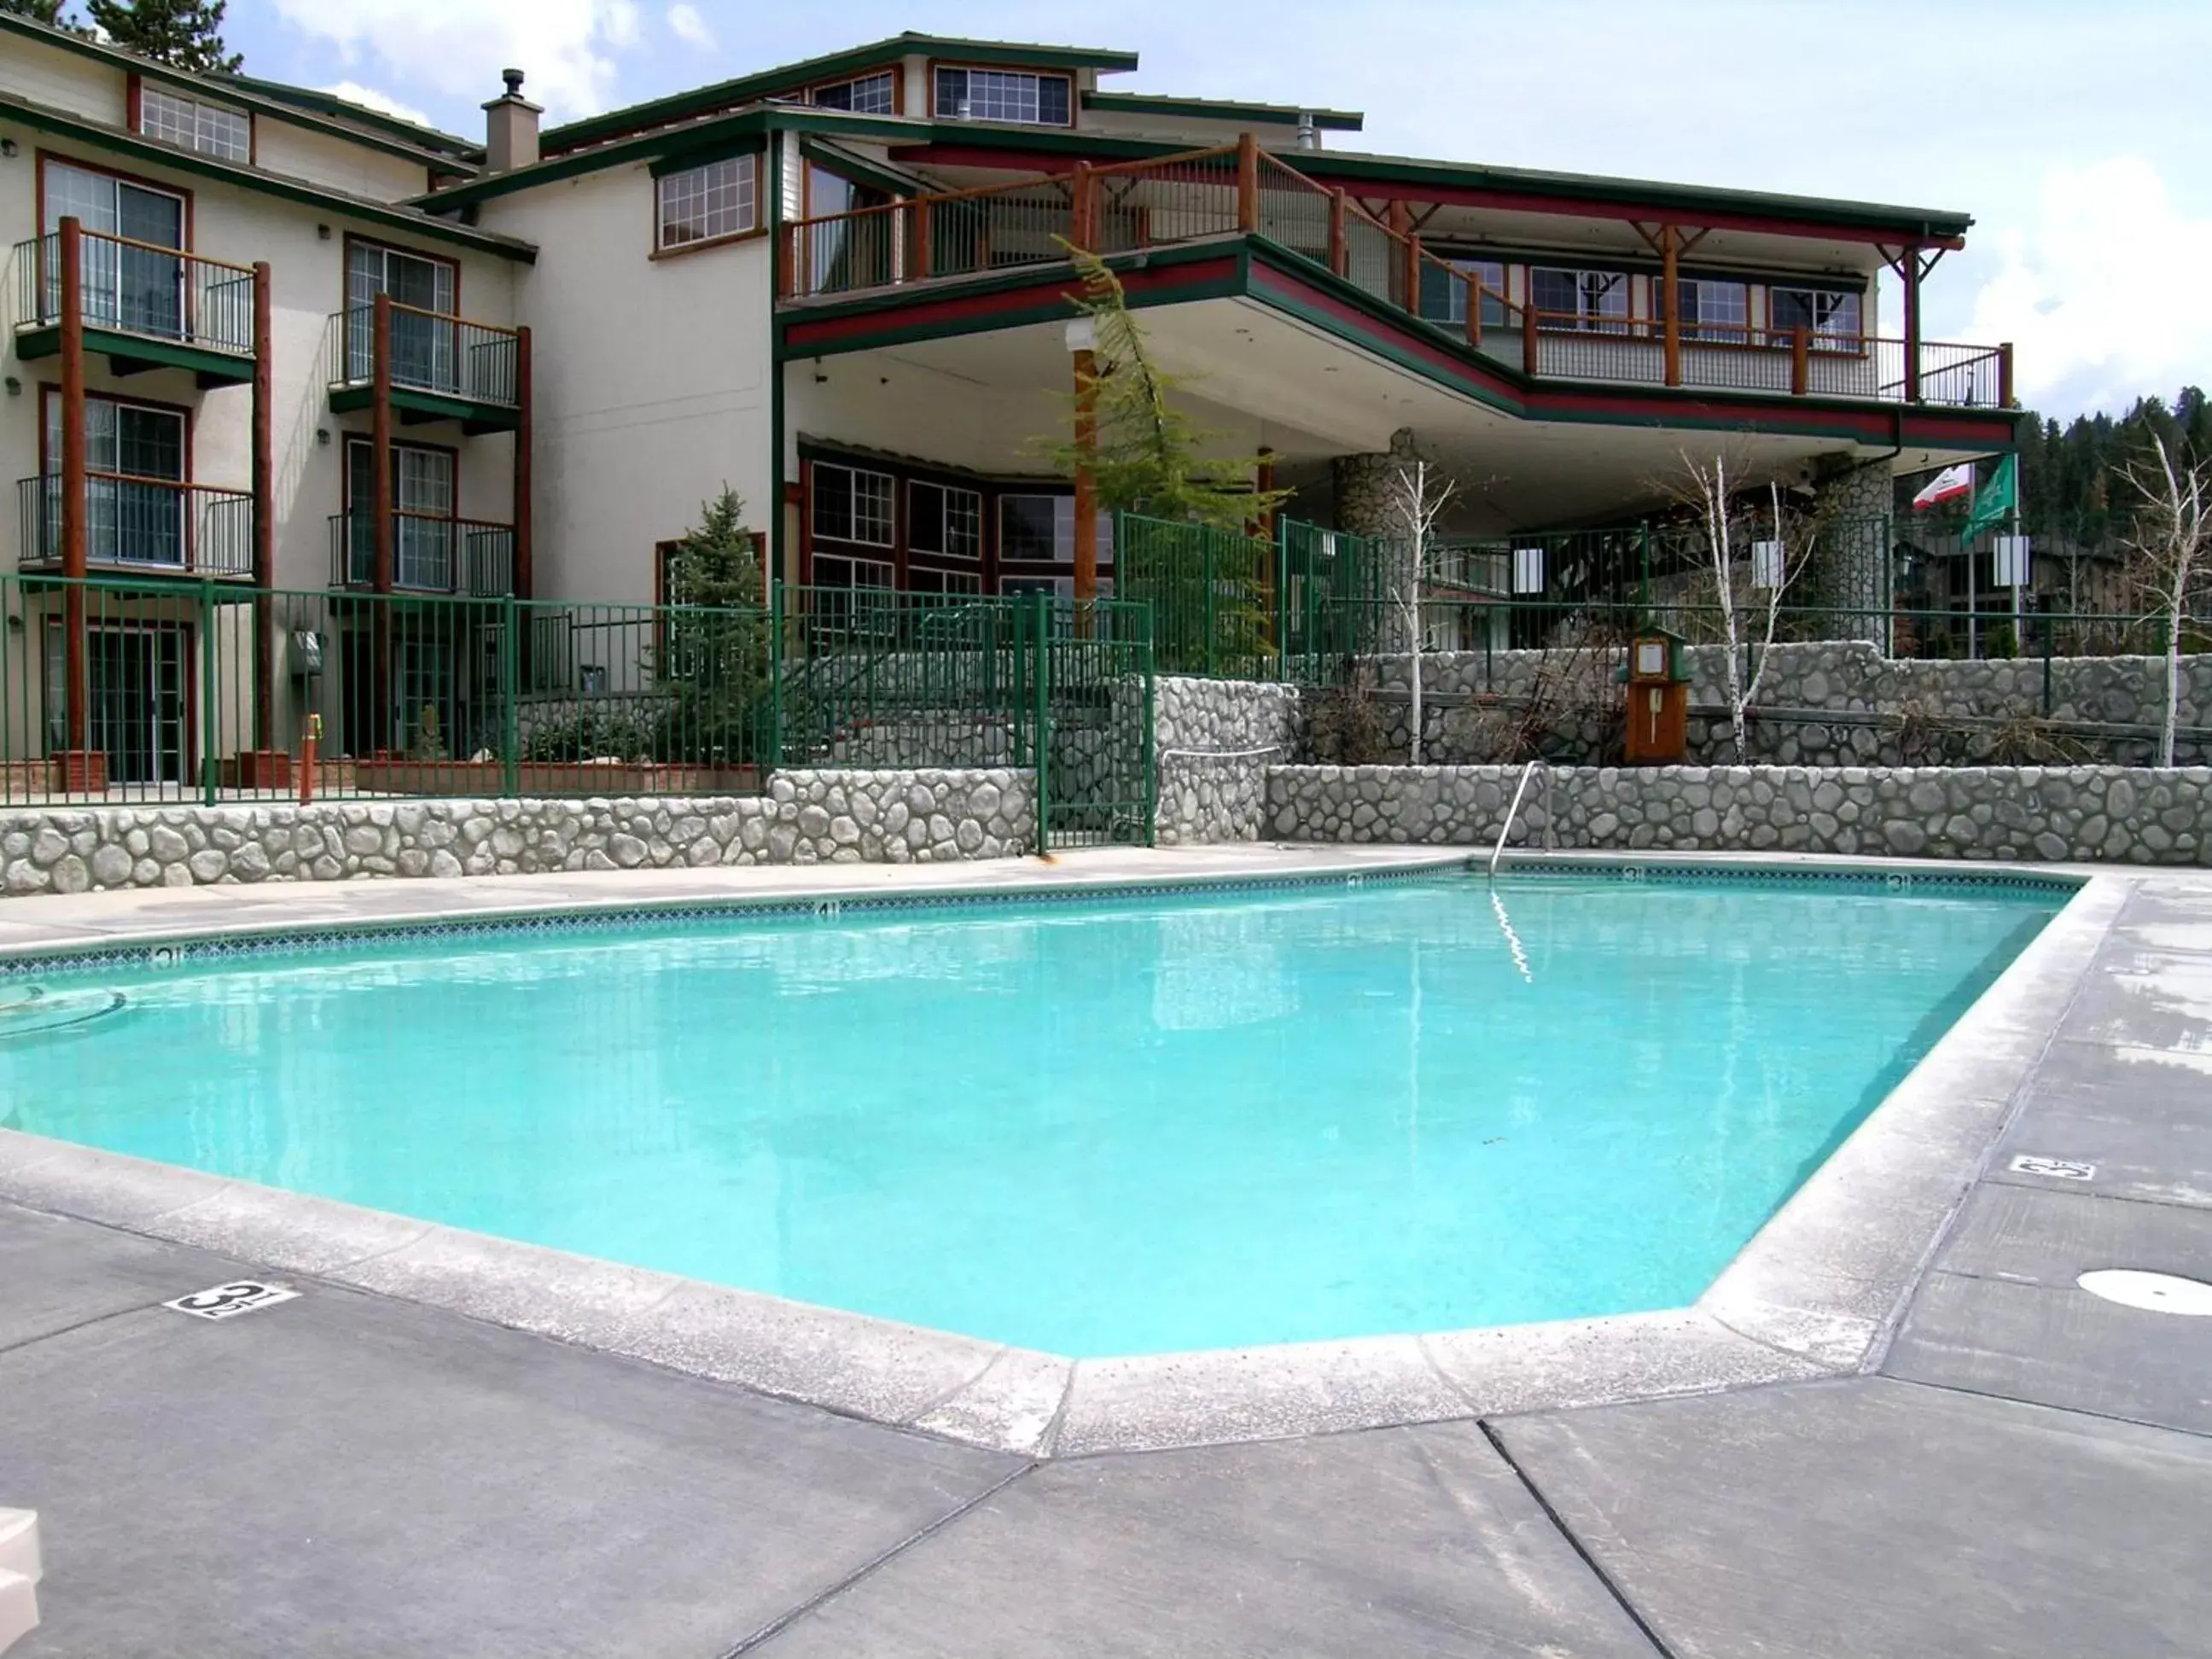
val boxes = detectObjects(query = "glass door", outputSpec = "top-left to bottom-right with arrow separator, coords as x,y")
346,242 -> 457,391
346,439 -> 456,590
46,394 -> 187,568
43,161 -> 186,340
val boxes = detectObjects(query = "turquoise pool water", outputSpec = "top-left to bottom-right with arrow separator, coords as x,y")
0,876 -> 2061,1355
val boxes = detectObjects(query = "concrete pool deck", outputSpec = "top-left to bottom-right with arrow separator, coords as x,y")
1,847 -> 2209,1654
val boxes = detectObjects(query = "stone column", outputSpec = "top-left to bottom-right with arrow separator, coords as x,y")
1808,457 -> 1894,649
1330,428 -> 1421,653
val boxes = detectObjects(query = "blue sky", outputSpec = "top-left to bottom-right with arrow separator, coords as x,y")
215,0 -> 2210,422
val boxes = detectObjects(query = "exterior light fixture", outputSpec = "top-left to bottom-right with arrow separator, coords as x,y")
1751,539 -> 1784,589
0,139 -> 17,158
1511,546 -> 1545,594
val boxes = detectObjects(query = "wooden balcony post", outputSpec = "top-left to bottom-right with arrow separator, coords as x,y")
370,291 -> 394,753
1327,188 -> 1347,276
1790,325 -> 1810,396
57,215 -> 90,761
1404,233 -> 1423,320
1465,276 -> 1483,350
252,259 -> 276,754
1999,340 -> 2016,409
1659,224 -> 1681,387
1902,246 -> 1924,404
1522,298 -> 1540,376
1071,160 -> 1095,252
1236,131 -> 1260,234
1072,341 -> 1098,608
514,323 -> 533,599
371,294 -> 394,596
909,195 -> 931,282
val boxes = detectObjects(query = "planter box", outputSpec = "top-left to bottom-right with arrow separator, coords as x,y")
350,759 -> 762,798
51,750 -> 108,794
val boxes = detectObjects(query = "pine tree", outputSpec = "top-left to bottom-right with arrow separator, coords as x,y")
84,0 -> 241,73
2,1 -> 72,23
657,488 -> 771,765
1043,244 -> 1288,533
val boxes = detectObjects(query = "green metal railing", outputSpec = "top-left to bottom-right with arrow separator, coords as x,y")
0,576 -> 1157,835
1116,514 -> 1275,678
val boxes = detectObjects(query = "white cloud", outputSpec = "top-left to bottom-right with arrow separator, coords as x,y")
667,4 -> 714,50
268,0 -> 644,119
1965,159 -> 2212,419
320,80 -> 435,131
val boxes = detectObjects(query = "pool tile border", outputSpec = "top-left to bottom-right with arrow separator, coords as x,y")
0,853 -> 2125,1458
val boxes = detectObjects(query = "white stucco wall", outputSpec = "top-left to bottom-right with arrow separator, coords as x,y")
252,118 -> 436,206
477,162 -> 773,605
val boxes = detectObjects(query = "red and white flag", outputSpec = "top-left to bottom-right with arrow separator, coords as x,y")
1911,463 -> 1975,509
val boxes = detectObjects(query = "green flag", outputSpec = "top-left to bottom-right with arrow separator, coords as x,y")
1960,453 -> 2018,541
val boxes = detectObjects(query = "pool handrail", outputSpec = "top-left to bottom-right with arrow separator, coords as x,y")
1491,760 -> 1542,880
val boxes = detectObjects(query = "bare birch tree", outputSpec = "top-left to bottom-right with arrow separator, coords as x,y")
2120,433 -> 2211,768
1389,457 -> 1458,765
1679,452 -> 1815,764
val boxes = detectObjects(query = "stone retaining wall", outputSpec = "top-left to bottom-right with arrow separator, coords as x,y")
1362,643 -> 2212,768
1152,677 -> 1302,845
0,769 -> 1033,896
1266,764 -> 2211,864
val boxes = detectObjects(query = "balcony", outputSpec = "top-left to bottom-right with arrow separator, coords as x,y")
328,510 -> 515,597
326,300 -> 524,434
777,141 -> 2014,411
9,228 -> 257,387
16,473 -> 253,579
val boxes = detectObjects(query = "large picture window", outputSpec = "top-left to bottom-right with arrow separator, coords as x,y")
138,84 -> 251,161
1418,257 -> 1509,330
1530,267 -> 1630,332
656,154 -> 757,249
934,67 -> 1070,125
909,480 -> 982,559
1767,287 -> 1862,347
811,73 -> 895,114
812,463 -> 895,546
998,494 -> 1072,562
1675,278 -> 1749,341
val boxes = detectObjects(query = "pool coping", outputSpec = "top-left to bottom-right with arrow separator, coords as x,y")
0,849 -> 2123,1458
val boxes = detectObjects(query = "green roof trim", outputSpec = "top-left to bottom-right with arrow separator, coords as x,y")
648,132 -> 765,178
211,69 -> 481,161
798,136 -> 928,199
541,33 -> 1138,154
1295,148 -> 1973,239
1080,91 -> 1363,131
0,90 -> 536,262
0,14 -> 482,173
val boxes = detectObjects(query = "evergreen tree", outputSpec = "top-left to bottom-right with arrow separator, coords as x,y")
657,488 -> 771,765
84,0 -> 240,73
1043,244 -> 1289,533
2,1 -> 72,24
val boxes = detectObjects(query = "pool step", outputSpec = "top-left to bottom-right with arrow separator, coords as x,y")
0,1509 -> 39,1654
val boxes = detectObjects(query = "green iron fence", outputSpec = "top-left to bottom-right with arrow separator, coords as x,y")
0,576 -> 1155,833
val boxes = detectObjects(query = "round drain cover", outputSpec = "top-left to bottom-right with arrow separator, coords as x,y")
2077,1269 -> 2212,1317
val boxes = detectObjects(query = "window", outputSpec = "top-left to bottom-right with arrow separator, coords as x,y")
138,84 -> 251,161
1000,575 -> 1072,598
934,67 -> 1070,125
1418,257 -> 1509,330
1675,278 -> 1748,341
811,73 -> 896,114
1768,287 -> 1862,347
908,568 -> 983,596
998,494 -> 1072,562
655,154 -> 757,249
1530,266 -> 1629,331
40,161 -> 189,339
909,480 -> 983,559
812,463 -> 894,546
813,552 -> 896,591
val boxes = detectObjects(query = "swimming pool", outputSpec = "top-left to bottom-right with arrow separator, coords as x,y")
0,873 -> 2063,1357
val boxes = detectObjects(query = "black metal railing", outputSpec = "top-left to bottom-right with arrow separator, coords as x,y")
10,230 -> 255,357
328,302 -> 521,406
17,473 -> 253,577
327,512 -> 515,597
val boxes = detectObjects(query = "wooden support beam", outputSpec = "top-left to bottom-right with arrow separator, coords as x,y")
514,323 -> 533,600
1072,344 -> 1098,606
1659,223 -> 1681,388
58,216 -> 88,758
1327,188 -> 1347,276
252,259 -> 275,751
1235,131 -> 1260,234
